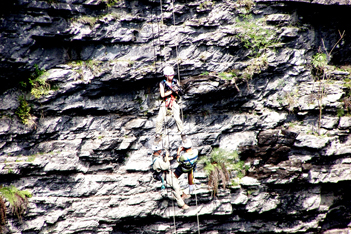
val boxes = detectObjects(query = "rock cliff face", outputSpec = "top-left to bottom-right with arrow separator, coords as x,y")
1,0 -> 351,233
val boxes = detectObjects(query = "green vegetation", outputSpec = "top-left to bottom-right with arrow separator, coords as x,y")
72,11 -> 121,27
76,16 -> 98,27
219,70 -> 238,80
199,148 -> 246,197
311,31 -> 345,131
67,59 -> 105,81
311,53 -> 328,71
15,96 -> 31,125
217,70 -> 241,91
69,59 -> 104,75
311,52 -> 330,132
231,14 -> 279,84
28,64 -> 50,99
200,71 -> 210,76
27,155 -> 36,162
235,15 -> 278,57
16,64 -> 52,125
236,0 -> 255,11
103,0 -> 121,8
199,0 -> 214,10
242,55 -> 268,81
337,108 -> 345,117
0,185 -> 32,226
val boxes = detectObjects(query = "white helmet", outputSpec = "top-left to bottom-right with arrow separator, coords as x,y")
152,143 -> 163,151
183,140 -> 192,149
163,66 -> 175,76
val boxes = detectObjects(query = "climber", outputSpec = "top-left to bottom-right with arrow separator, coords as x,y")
155,66 -> 184,142
151,142 -> 190,210
174,138 -> 198,195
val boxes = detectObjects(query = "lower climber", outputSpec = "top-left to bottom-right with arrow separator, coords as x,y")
174,139 -> 199,194
152,142 -> 190,210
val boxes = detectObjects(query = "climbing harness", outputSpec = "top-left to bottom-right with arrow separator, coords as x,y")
165,95 -> 176,109
179,152 -> 198,172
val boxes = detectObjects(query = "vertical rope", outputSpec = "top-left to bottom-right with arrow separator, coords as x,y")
151,3 -> 157,74
165,114 -> 177,234
171,0 -> 184,124
159,0 -> 167,64
191,168 -> 201,234
195,192 -> 200,234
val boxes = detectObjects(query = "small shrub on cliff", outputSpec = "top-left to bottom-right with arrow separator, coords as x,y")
236,0 -> 255,11
28,65 -> 50,99
199,148 -> 245,197
312,53 -> 328,77
15,96 -> 31,125
219,70 -> 238,80
241,55 -> 268,82
0,185 -> 32,224
235,16 -> 278,56
198,1 -> 214,10
103,0 -> 121,8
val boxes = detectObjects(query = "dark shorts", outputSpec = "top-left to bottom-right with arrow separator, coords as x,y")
174,166 -> 185,178
174,164 -> 196,177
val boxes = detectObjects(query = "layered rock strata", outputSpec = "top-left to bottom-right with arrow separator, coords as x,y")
1,0 -> 351,233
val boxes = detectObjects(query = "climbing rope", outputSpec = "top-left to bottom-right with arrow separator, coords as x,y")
170,1 -> 200,233
151,3 -> 157,74
159,0 -> 167,64
171,0 -> 184,123
165,114 -> 177,234
195,192 -> 200,234
192,169 -> 201,234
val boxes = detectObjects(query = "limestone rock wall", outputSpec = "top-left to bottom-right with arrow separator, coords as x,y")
1,0 -> 351,233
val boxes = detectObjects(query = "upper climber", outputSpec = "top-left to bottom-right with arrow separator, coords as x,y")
155,66 -> 184,141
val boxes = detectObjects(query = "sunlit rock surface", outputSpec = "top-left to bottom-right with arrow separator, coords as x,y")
1,0 -> 351,233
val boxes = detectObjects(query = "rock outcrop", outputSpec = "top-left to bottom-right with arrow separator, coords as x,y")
1,0 -> 351,233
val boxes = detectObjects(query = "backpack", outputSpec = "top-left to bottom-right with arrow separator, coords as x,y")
152,169 -> 163,181
151,157 -> 166,190
151,157 -> 164,181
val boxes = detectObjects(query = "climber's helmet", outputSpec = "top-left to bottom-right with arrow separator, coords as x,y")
152,142 -> 163,152
163,66 -> 175,76
183,139 -> 192,149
